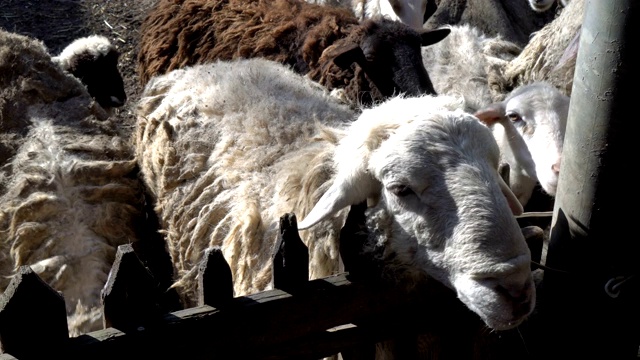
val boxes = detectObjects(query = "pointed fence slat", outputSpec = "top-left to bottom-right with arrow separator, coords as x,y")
0,266 -> 68,358
101,244 -> 164,332
273,213 -> 309,292
198,246 -> 233,308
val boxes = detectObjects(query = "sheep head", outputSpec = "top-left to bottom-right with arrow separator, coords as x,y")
328,19 -> 450,101
475,82 -> 569,205
53,35 -> 127,109
299,95 -> 534,330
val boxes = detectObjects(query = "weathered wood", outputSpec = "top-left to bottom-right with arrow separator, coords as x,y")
0,266 -> 68,358
101,244 -> 164,332
339,202 -> 382,283
64,273 -> 463,360
273,213 -> 309,292
197,246 -> 233,308
537,0 -> 640,359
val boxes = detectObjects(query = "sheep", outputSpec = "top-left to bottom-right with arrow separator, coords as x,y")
488,0 -> 584,99
421,24 -> 570,207
52,34 -> 127,109
0,29 -> 149,337
422,0 -> 557,47
475,83 -> 569,207
135,56 -> 536,353
136,0 -> 451,109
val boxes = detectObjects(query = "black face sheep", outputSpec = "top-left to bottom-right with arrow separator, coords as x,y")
0,29 -> 147,337
135,57 -> 535,342
422,0 -> 557,48
52,35 -> 127,109
136,0 -> 450,109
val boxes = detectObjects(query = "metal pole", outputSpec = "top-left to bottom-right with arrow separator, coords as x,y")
536,1 -> 639,359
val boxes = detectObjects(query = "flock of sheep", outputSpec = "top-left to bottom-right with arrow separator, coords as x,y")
0,0 -> 585,358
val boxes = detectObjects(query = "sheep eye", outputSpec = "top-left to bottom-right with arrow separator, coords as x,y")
506,111 -> 522,123
388,184 -> 414,197
364,52 -> 376,62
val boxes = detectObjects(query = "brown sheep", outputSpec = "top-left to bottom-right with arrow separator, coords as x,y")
137,0 -> 450,108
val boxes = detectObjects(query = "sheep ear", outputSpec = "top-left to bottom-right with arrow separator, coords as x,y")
297,183 -> 354,230
298,172 -> 377,230
498,174 -> 523,216
420,28 -> 451,46
474,104 -> 504,126
332,43 -> 366,69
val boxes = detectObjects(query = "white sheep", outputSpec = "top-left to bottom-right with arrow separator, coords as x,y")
306,0 -> 429,29
135,57 -> 535,344
475,83 -> 569,206
421,24 -> 570,206
0,29 -> 147,337
52,34 -> 127,109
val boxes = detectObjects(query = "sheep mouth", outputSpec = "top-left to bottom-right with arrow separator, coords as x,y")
455,276 -> 536,331
461,294 -> 535,330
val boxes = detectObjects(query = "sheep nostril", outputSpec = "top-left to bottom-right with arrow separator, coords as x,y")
552,162 -> 561,174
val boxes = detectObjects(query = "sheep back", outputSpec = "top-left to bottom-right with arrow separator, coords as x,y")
137,0 -> 358,86
421,24 -> 521,113
137,0 -> 445,108
136,58 -> 357,307
489,0 -> 585,98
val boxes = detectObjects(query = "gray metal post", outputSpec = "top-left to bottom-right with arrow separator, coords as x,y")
536,1 -> 639,359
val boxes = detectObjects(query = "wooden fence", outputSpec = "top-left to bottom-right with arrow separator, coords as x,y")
0,207 -> 537,360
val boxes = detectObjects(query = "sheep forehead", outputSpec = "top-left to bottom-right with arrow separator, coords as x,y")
366,112 -> 501,182
505,83 -> 570,130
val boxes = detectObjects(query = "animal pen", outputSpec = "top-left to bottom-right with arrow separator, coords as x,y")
0,0 -> 637,359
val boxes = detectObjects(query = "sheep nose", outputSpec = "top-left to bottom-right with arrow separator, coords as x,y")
552,159 -> 561,174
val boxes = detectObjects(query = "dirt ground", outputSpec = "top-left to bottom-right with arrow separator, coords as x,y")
0,0 -> 159,130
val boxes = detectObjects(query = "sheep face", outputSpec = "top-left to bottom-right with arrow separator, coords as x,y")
299,95 -> 535,330
54,35 -> 127,109
378,0 -> 430,29
476,82 -> 569,204
69,48 -> 127,109
332,20 -> 450,99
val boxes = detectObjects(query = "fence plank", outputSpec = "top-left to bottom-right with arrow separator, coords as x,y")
0,266 -> 68,358
339,202 -> 383,283
101,244 -> 164,332
198,246 -> 233,308
273,213 -> 309,292
64,273 -> 466,360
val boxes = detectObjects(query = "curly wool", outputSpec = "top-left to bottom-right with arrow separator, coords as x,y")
136,58 -> 356,307
0,29 -> 146,337
137,0 -> 441,108
488,0 -> 584,99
